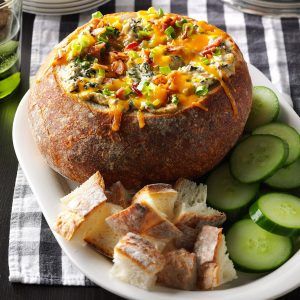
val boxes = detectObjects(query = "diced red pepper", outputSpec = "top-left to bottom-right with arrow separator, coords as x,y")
131,83 -> 142,96
125,42 -> 140,51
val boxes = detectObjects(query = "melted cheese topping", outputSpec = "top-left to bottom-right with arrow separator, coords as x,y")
55,8 -> 238,131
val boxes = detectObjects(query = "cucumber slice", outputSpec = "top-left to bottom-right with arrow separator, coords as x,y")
226,219 -> 292,272
250,193 -> 300,236
0,72 -> 20,99
253,123 -> 300,166
245,86 -> 280,132
230,135 -> 288,183
0,53 -> 18,74
265,158 -> 300,189
0,40 -> 19,57
207,163 -> 259,213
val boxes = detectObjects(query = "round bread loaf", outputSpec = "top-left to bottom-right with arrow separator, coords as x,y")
28,9 -> 252,189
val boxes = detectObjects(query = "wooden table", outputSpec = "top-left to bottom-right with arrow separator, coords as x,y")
0,11 -> 299,300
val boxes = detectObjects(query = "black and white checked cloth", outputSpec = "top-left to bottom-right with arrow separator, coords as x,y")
9,0 -> 300,286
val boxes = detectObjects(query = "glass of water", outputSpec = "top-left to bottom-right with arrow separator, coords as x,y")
0,0 -> 22,101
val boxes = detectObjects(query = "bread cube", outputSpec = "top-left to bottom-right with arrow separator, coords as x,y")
110,232 -> 165,290
173,178 -> 226,228
84,202 -> 123,258
194,225 -> 237,289
158,249 -> 197,290
55,172 -> 107,240
132,183 -> 177,220
108,181 -> 132,208
106,202 -> 182,240
174,224 -> 199,251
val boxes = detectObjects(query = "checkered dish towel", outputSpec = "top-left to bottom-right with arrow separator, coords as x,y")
9,0 -> 300,286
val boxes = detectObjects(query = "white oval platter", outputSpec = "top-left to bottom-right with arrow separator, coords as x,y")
13,64 -> 300,300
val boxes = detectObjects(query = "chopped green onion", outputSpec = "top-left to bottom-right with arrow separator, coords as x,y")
165,26 -> 175,39
171,94 -> 179,105
142,82 -> 156,96
98,69 -> 105,77
138,30 -> 151,39
147,7 -> 157,14
78,34 -> 93,48
158,8 -> 164,17
137,80 -> 150,91
182,23 -> 194,37
106,26 -> 117,35
98,36 -> 108,43
145,100 -> 155,109
159,66 -> 172,75
74,57 -> 82,65
124,86 -> 132,96
71,41 -> 82,52
175,18 -> 187,27
92,11 -> 103,19
102,88 -> 112,96
201,57 -> 210,65
128,50 -> 139,59
195,85 -> 209,96
214,47 -> 222,56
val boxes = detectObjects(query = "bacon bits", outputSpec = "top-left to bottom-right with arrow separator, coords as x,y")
201,37 -> 223,57
111,60 -> 126,75
87,43 -> 106,61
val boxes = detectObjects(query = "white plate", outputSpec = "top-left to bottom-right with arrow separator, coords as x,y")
23,0 -> 110,15
23,0 -> 99,9
24,0 -> 106,4
13,64 -> 300,300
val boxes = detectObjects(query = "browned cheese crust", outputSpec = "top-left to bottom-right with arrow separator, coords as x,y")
28,12 -> 252,189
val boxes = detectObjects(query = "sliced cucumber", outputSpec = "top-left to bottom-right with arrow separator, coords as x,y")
226,219 -> 292,272
250,193 -> 300,236
245,86 -> 279,132
265,158 -> 300,189
207,163 -> 259,213
0,40 -> 19,57
0,53 -> 18,74
230,135 -> 288,183
0,72 -> 20,99
253,123 -> 300,166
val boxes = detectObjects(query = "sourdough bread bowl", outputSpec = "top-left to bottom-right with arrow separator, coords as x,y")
28,9 -> 252,189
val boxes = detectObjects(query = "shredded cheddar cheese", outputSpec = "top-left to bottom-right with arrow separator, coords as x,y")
55,8 -> 239,131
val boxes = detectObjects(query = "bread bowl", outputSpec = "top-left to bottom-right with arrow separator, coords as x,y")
28,8 -> 252,189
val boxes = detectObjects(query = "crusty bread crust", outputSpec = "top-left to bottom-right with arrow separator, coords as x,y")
158,249 -> 197,290
28,12 -> 252,189
107,181 -> 132,208
132,183 -> 177,220
194,225 -> 237,290
106,202 -> 182,239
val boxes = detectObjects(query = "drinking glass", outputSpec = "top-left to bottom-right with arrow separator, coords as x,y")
0,0 -> 22,101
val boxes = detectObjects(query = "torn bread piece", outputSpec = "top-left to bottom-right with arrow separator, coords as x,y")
173,178 -> 226,228
132,184 -> 177,220
106,202 -> 182,240
158,249 -> 197,290
194,225 -> 237,290
55,171 -> 107,240
174,224 -> 199,251
110,232 -> 165,290
84,202 -> 123,258
142,235 -> 171,252
108,181 -> 132,208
